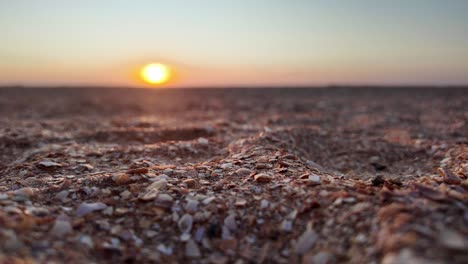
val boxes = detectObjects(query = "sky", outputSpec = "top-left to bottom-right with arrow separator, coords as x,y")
1,0 -> 468,87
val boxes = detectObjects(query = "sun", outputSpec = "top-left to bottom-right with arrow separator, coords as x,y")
140,63 -> 171,85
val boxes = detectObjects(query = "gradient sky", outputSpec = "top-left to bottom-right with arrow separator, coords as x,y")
1,0 -> 468,87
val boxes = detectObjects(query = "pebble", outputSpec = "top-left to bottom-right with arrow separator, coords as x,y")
371,175 -> 385,186
113,173 -> 131,185
185,239 -> 201,258
198,137 -> 209,145
194,227 -> 205,242
180,233 -> 191,241
178,214 -> 193,233
163,168 -> 174,176
221,163 -> 233,169
13,187 -> 34,198
260,199 -> 269,209
235,198 -> 247,207
440,229 -> 467,250
310,251 -> 333,264
294,230 -> 318,254
25,206 -> 49,217
80,235 -> 94,248
202,196 -> 216,205
50,219 -> 73,237
185,199 -> 199,213
120,190 -> 132,199
76,202 -> 107,217
382,249 -> 434,264
37,161 -> 62,169
343,197 -> 356,203
255,163 -> 269,169
78,164 -> 94,171
281,220 -> 293,232
254,173 -> 271,183
1,230 -> 24,252
308,174 -> 321,185
147,178 -> 168,190
157,193 -> 174,203
224,214 -> 237,231
140,189 -> 159,201
235,168 -> 252,176
157,244 -> 173,255
126,167 -> 149,174
438,167 -> 461,185
55,190 -> 69,201
183,179 -> 199,188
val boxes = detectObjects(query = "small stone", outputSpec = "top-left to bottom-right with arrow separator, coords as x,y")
260,199 -> 269,209
37,161 -> 62,170
281,220 -> 293,232
145,230 -> 158,238
254,173 -> 271,183
157,244 -> 173,255
78,164 -> 94,171
157,193 -> 174,203
310,251 -> 333,264
382,249 -> 434,264
194,227 -> 205,242
235,168 -> 252,176
371,175 -> 385,186
437,167 -> 461,185
50,219 -> 72,237
235,199 -> 247,207
180,233 -> 191,241
371,162 -> 387,171
307,175 -> 321,185
139,189 -> 159,201
183,179 -> 199,189
221,163 -> 233,169
178,214 -> 193,233
202,196 -> 216,205
294,230 -> 318,254
120,190 -> 132,199
126,167 -> 149,174
163,168 -> 174,176
185,239 -> 201,258
147,178 -> 168,191
224,214 -> 237,231
198,137 -> 209,145
113,173 -> 131,185
102,206 -> 113,216
355,233 -> 367,243
25,206 -> 49,217
55,190 -> 69,200
185,199 -> 199,213
76,202 -> 107,217
80,235 -> 94,248
255,163 -> 269,169
440,229 -> 467,250
13,187 -> 34,198
1,230 -> 24,252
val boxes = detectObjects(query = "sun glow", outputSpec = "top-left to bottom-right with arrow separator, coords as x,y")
140,63 -> 171,85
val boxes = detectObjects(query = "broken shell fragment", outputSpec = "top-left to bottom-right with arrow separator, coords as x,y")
254,173 -> 271,183
76,202 -> 107,217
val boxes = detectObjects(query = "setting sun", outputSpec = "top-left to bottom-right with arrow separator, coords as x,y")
140,63 -> 171,85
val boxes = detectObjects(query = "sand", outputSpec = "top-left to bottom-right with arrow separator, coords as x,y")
0,87 -> 467,263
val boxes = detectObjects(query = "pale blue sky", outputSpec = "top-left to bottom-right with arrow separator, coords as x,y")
1,0 -> 467,86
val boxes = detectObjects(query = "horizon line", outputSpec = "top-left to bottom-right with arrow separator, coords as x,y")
1,84 -> 468,90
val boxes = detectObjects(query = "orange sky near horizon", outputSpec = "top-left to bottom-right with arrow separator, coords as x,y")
1,1 -> 468,87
